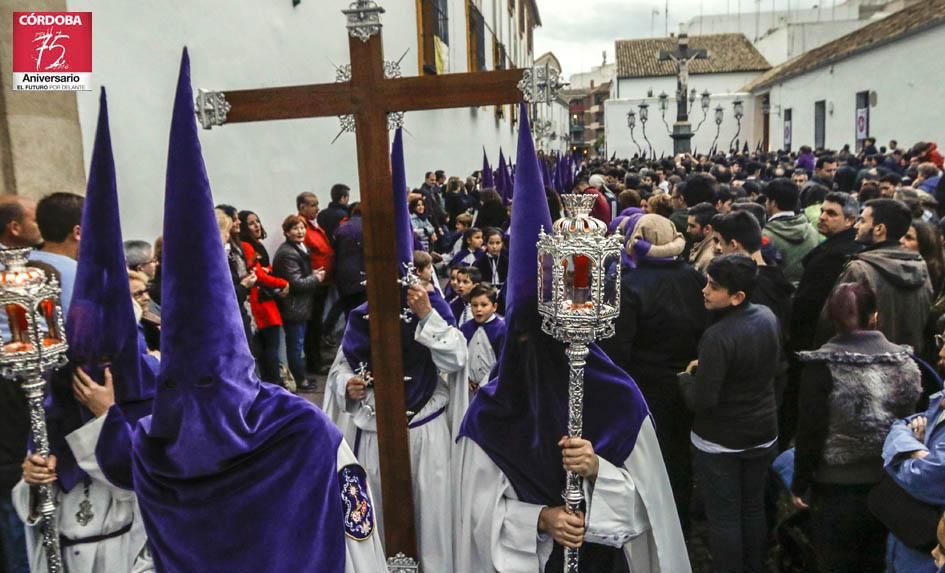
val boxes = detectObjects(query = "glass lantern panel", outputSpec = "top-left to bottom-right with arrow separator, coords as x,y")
2,302 -> 32,351
540,252 -> 554,304
602,252 -> 620,307
562,254 -> 594,309
39,297 -> 63,347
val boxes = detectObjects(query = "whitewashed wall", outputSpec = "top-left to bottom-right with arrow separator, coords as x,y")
605,94 -> 757,159
754,19 -> 866,65
761,23 -> 945,152
614,72 -> 761,102
67,0 -> 534,243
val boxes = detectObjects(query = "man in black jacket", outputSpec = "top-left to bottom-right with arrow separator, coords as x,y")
791,192 -> 863,352
316,183 -> 351,243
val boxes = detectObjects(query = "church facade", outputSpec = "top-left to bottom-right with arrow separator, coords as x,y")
605,34 -> 769,158
54,0 -> 543,241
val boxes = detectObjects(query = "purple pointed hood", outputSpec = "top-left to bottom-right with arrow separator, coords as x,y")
481,147 -> 495,188
496,149 -> 509,202
46,88 -> 157,492
460,103 -> 650,507
392,129 -> 414,268
145,49 -> 260,469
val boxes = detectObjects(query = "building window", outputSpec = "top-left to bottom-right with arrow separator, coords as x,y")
814,100 -> 826,150
508,0 -> 514,17
783,108 -> 793,152
518,0 -> 526,35
855,90 -> 870,150
418,0 -> 449,75
467,2 -> 486,72
493,38 -> 507,70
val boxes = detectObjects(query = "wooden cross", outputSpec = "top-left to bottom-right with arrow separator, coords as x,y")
658,32 -> 707,124
193,1 -> 562,566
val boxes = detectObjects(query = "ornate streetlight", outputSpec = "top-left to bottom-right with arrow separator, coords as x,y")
658,91 -> 672,136
0,248 -> 69,573
626,110 -> 642,156
729,98 -> 744,152
638,102 -> 653,158
537,194 -> 622,573
710,104 -> 725,154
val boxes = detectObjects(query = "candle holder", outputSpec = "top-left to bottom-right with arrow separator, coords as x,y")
536,195 -> 621,572
0,247 -> 69,573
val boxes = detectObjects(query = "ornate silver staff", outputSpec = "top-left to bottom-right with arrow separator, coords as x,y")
0,248 -> 70,573
537,194 -> 622,573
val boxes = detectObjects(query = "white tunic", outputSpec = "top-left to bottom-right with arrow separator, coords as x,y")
334,310 -> 467,573
324,347 -> 359,447
450,324 -> 499,434
336,439 -> 391,573
12,415 -> 153,573
453,417 -> 691,573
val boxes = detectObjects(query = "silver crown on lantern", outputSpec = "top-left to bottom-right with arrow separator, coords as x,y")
537,194 -> 622,344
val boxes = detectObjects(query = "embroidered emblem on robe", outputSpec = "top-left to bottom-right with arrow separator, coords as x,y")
339,464 -> 374,540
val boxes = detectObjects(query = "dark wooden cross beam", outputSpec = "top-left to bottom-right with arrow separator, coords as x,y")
194,2 -> 560,566
658,32 -> 707,124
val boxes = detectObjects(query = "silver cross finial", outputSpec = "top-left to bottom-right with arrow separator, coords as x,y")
343,0 -> 385,42
194,89 -> 231,130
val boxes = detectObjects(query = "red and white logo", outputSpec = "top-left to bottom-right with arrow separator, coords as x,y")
12,12 -> 92,91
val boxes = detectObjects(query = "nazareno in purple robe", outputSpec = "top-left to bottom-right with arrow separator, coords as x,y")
341,128 -> 456,415
43,88 -> 157,495
459,103 -> 651,573
127,49 -> 351,573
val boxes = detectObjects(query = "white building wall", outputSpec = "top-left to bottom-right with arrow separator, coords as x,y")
614,72 -> 761,103
685,2 -> 863,40
763,23 -> 945,152
753,20 -> 866,65
569,63 -> 615,90
66,0 -> 534,242
605,94 -> 756,159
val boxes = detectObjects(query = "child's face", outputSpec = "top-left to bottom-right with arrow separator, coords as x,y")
418,264 -> 433,283
468,232 -> 484,251
470,295 -> 497,323
455,273 -> 474,297
485,234 -> 504,256
457,222 -> 469,233
449,270 -> 460,292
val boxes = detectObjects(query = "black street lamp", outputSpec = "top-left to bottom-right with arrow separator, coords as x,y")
729,99 -> 744,152
710,104 -> 724,154
638,102 -> 653,158
626,109 -> 642,156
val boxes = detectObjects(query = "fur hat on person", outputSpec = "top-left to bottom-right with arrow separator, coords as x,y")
628,213 -> 686,260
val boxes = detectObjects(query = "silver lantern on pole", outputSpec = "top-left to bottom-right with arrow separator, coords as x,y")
0,248 -> 69,573
536,194 -> 622,573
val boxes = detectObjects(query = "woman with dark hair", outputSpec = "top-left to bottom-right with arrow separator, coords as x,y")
409,197 -> 437,251
443,176 -> 470,227
475,189 -> 508,230
273,214 -> 326,391
238,210 -> 289,387
902,220 -> 945,298
793,282 -> 922,572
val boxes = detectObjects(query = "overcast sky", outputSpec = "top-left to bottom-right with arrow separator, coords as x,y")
533,0 -> 827,77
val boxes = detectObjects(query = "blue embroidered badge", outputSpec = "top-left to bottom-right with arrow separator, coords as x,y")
339,464 -> 374,541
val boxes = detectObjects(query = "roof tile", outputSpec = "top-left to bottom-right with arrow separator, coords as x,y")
615,33 -> 770,79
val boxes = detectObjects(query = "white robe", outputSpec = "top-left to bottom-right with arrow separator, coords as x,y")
334,310 -> 467,572
336,439 -> 392,573
324,347 -> 359,447
12,415 -> 153,573
453,417 -> 691,573
450,325 -> 499,434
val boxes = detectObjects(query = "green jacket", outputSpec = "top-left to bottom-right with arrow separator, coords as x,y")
763,213 -> 819,284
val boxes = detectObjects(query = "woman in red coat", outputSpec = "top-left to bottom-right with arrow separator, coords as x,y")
239,210 -> 289,386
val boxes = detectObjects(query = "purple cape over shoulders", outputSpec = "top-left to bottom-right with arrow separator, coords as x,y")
459,316 -> 507,361
134,384 -> 346,572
